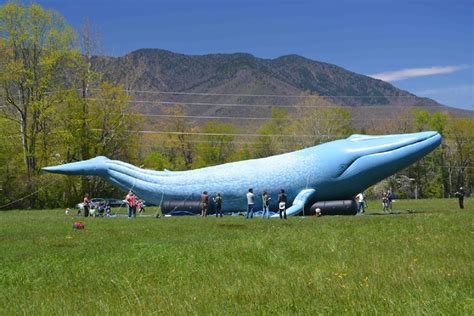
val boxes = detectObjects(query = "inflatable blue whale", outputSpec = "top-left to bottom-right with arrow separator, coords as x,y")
43,131 -> 441,216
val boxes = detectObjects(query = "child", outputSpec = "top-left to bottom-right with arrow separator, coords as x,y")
315,207 -> 322,217
382,192 -> 389,212
89,206 -> 96,218
98,203 -> 105,217
138,200 -> 146,215
105,202 -> 111,215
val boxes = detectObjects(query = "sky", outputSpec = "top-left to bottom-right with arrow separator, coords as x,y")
27,0 -> 474,109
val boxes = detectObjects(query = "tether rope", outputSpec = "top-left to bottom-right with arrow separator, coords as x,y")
0,178 -> 60,209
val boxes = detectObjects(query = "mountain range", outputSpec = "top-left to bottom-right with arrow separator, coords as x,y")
91,49 -> 465,127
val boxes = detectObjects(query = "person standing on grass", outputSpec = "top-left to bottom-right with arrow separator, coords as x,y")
83,193 -> 90,217
278,189 -> 287,219
200,191 -> 209,217
213,192 -> 223,217
454,187 -> 465,209
137,200 -> 146,215
262,191 -> 271,219
105,202 -> 112,216
386,189 -> 393,212
125,191 -> 137,219
246,188 -> 255,219
382,192 -> 389,213
356,192 -> 365,214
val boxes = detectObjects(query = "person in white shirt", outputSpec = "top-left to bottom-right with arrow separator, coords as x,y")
246,188 -> 255,219
355,192 -> 366,214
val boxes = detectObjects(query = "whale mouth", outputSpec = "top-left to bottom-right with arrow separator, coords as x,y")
338,132 -> 441,178
42,156 -> 110,175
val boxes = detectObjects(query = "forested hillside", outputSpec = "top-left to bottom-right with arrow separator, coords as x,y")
92,48 -> 442,107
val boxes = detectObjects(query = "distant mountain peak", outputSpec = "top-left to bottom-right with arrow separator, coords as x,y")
93,48 -> 443,109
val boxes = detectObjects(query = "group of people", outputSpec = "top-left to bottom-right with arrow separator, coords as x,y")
124,191 -> 146,218
381,189 -> 393,213
199,191 -> 223,217
356,189 -> 393,214
78,194 -> 113,218
79,185 -> 467,219
246,188 -> 288,219
200,188 -> 289,219
79,191 -> 145,219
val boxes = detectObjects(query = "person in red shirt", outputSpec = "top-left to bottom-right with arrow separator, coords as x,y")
83,193 -> 91,217
125,191 -> 138,219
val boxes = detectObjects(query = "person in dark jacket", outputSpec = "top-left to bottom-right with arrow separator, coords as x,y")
454,187 -> 465,209
213,192 -> 223,217
278,189 -> 287,219
386,189 -> 393,212
262,191 -> 271,219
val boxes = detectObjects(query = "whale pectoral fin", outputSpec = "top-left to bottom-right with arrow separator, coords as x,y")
271,188 -> 316,218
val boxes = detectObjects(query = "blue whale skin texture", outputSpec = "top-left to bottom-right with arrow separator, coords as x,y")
43,131 -> 442,216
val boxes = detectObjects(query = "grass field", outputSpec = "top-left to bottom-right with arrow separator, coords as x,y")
1,198 -> 473,314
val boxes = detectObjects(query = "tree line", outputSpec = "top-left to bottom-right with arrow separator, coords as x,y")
0,3 -> 472,209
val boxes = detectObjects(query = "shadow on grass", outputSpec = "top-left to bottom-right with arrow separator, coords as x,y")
365,209 -> 445,216
365,210 -> 410,216
217,223 -> 247,229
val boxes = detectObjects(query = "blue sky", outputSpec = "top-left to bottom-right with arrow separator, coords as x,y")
31,0 -> 473,109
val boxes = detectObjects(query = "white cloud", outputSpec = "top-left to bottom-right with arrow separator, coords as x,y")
369,65 -> 471,82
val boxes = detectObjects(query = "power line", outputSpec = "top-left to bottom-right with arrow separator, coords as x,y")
86,97 -> 431,109
3,131 -> 470,147
89,88 -> 422,99
137,130 -> 339,138
0,84 -> 458,101
137,113 -> 428,121
117,130 -> 474,143
2,130 -> 474,144
2,95 -> 425,109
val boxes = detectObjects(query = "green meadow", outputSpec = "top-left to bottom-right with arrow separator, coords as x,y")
1,198 -> 473,314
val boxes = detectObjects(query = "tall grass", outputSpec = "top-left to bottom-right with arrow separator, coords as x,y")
1,198 -> 472,314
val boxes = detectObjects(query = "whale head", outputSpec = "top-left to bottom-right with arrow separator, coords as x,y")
42,156 -> 110,176
317,131 -> 442,197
